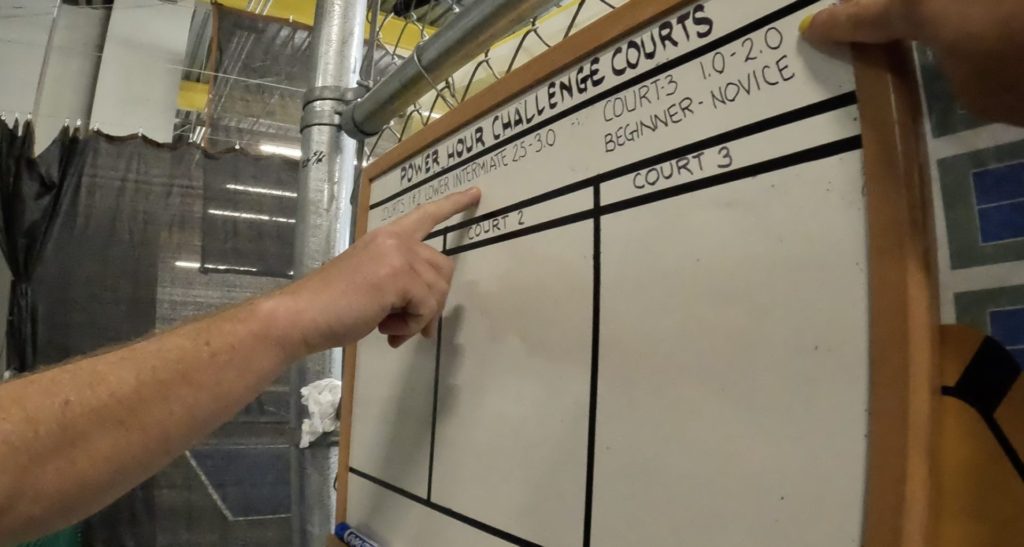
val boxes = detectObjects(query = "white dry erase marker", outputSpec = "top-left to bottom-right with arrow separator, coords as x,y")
334,522 -> 380,547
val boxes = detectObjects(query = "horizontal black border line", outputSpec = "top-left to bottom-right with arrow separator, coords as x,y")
350,468 -> 542,547
600,134 -> 863,216
443,135 -> 863,256
430,181 -> 592,241
370,0 -> 823,211
429,91 -> 857,241
446,209 -> 596,256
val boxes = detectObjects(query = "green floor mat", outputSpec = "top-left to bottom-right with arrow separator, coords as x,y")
18,525 -> 81,547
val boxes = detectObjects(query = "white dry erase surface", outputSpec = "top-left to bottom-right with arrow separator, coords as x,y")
347,1 -> 871,545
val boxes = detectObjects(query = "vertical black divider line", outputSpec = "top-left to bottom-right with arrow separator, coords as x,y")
583,183 -> 601,547
428,232 -> 447,501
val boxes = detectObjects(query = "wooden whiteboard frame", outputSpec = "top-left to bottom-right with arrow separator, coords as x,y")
336,2 -> 939,546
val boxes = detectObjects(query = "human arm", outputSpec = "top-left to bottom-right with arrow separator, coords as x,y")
0,187 -> 480,544
801,0 -> 1024,125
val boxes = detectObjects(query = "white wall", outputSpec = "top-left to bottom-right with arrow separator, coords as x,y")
34,3 -> 110,147
90,0 -> 193,140
1,0 -> 194,143
0,0 -> 57,118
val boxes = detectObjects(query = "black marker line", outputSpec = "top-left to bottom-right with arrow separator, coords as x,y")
371,0 -> 822,211
427,92 -> 857,241
599,135 -> 863,217
430,182 -> 594,241
939,338 -> 1024,481
582,183 -> 602,547
427,233 -> 447,501
981,415 -> 1024,482
446,209 -> 596,256
443,135 -> 863,256
350,468 -> 542,547
941,385 -> 1024,482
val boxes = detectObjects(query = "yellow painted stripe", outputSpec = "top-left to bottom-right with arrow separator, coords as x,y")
184,1 -> 587,111
252,0 -> 315,25
200,0 -> 435,51
177,80 -> 210,112
208,0 -> 314,25
371,16 -> 434,52
198,0 -> 582,56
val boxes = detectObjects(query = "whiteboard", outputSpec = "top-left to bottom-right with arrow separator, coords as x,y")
343,1 -> 894,545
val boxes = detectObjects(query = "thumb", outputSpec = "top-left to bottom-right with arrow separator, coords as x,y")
801,0 -> 905,44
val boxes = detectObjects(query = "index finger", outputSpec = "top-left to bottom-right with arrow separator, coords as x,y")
390,187 -> 481,239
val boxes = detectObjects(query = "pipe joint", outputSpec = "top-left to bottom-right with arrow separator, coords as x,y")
301,82 -> 374,136
302,84 -> 370,107
339,102 -> 379,141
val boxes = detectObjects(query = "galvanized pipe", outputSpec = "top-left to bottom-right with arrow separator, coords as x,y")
343,0 -> 563,139
291,0 -> 365,545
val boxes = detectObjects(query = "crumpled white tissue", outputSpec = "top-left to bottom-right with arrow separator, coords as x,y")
299,378 -> 342,448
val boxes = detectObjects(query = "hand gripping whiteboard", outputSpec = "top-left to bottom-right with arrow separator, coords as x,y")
336,1 -> 937,546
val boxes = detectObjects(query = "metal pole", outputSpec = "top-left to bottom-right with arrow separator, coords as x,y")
341,0 -> 563,139
291,0 -> 365,545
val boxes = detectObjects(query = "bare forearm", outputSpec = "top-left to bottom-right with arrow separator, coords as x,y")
0,294 -> 301,543
0,188 -> 480,543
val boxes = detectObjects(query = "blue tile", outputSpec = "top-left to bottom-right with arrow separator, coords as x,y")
190,446 -> 291,519
1009,348 -> 1024,371
972,161 -> 1024,206
990,307 -> 1024,348
978,201 -> 1024,244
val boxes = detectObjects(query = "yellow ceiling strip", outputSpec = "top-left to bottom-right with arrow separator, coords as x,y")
370,16 -> 434,53
197,0 -> 585,56
255,0 -> 316,25
183,1 -> 584,112
199,1 -> 582,57
206,0 -> 314,25
178,80 -> 210,112
201,0 -> 434,50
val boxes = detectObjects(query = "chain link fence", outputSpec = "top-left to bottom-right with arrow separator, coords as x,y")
361,0 -> 624,162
